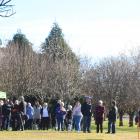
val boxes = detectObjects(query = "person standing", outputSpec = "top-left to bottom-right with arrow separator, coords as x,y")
135,110 -> 140,127
33,101 -> 41,130
40,102 -> 50,130
65,105 -> 73,131
0,100 -> 3,130
1,99 -> 12,131
11,100 -> 21,131
107,101 -> 118,134
72,100 -> 83,132
81,96 -> 92,133
55,102 -> 66,131
18,96 -> 27,131
94,100 -> 105,133
25,103 -> 34,130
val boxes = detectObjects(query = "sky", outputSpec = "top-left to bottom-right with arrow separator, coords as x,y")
1,0 -> 140,59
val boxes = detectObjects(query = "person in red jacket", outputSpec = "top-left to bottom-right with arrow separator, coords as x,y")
94,100 -> 105,133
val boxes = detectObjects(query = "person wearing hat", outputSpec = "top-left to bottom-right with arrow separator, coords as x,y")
94,100 -> 105,133
81,96 -> 92,133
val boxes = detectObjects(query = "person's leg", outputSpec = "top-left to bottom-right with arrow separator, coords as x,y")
107,120 -> 111,133
77,116 -> 82,131
24,119 -> 28,130
72,116 -> 77,131
46,117 -> 50,130
87,116 -> 91,133
29,119 -> 33,130
74,116 -> 78,131
60,117 -> 64,131
19,114 -> 24,131
57,117 -> 61,131
40,117 -> 43,130
17,114 -> 22,130
11,116 -> 15,131
83,116 -> 87,132
1,116 -> 6,130
42,117 -> 46,130
100,121 -> 103,133
96,122 -> 99,133
6,115 -> 10,130
112,121 -> 116,133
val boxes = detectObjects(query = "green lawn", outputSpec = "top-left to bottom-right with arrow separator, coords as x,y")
0,120 -> 139,140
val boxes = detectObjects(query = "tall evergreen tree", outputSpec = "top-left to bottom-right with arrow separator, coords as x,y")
41,23 -> 81,100
42,22 -> 77,63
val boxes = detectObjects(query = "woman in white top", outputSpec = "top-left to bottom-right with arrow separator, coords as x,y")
72,101 -> 83,132
40,102 -> 50,130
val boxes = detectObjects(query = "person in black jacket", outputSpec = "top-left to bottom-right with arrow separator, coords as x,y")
81,96 -> 92,133
106,101 -> 118,134
1,99 -> 12,131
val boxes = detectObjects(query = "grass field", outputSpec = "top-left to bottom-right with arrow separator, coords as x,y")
0,120 -> 139,140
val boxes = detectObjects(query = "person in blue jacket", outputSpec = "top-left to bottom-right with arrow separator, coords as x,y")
55,102 -> 66,131
25,102 -> 34,130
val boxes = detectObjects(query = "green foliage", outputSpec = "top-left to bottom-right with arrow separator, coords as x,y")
13,31 -> 30,47
42,22 -> 78,63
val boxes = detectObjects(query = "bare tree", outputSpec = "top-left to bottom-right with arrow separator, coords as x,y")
0,0 -> 15,17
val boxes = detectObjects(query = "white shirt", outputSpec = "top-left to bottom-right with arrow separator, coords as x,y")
42,107 -> 49,117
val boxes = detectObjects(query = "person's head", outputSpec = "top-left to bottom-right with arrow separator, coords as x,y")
75,101 -> 81,106
19,96 -> 24,102
98,100 -> 103,106
43,102 -> 48,108
60,102 -> 64,107
57,100 -> 61,104
0,100 -> 3,106
35,101 -> 39,106
15,100 -> 19,105
27,102 -> 31,107
85,96 -> 92,104
4,99 -> 9,104
112,100 -> 116,106
68,105 -> 72,110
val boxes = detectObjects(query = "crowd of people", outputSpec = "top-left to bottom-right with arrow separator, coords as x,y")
0,95 -> 118,134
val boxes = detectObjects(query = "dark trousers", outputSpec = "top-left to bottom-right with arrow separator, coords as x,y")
108,120 -> 116,133
96,119 -> 103,133
56,117 -> 64,131
25,119 -> 33,130
83,116 -> 91,132
1,115 -> 11,130
11,114 -> 22,131
41,117 -> 50,130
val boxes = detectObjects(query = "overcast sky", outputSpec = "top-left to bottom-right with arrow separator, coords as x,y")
1,0 -> 140,59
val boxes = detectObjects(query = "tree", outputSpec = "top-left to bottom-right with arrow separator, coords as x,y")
41,22 -> 81,101
0,0 -> 15,17
0,31 -> 36,97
